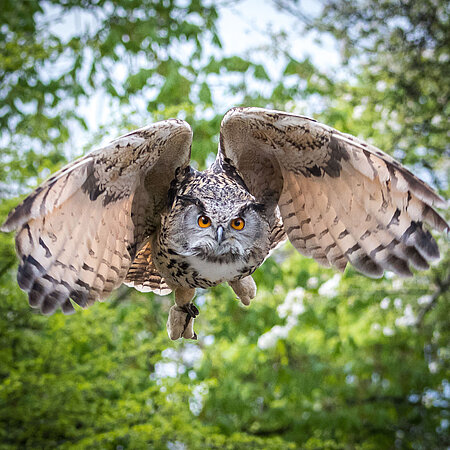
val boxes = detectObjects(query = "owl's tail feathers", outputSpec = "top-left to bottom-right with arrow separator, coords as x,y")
124,239 -> 172,296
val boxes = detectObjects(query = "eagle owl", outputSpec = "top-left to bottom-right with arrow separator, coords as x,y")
2,108 -> 448,340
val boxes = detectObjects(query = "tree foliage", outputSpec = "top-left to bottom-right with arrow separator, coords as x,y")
0,0 -> 449,448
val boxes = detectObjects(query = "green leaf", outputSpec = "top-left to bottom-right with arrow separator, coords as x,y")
199,82 -> 212,104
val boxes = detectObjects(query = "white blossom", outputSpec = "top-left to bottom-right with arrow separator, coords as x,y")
257,325 -> 289,349
380,297 -> 390,309
258,288 -> 306,349
189,383 -> 208,416
418,295 -> 433,306
395,304 -> 416,327
428,362 -> 439,374
277,287 -> 305,318
153,362 -> 179,378
318,274 -> 341,298
394,298 -> 403,309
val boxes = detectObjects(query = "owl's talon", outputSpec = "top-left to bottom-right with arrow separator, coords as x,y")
181,302 -> 198,339
229,276 -> 257,306
188,331 -> 198,341
167,303 -> 199,340
181,302 -> 199,317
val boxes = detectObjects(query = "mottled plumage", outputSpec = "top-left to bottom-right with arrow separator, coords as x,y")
153,163 -> 271,290
2,107 -> 448,340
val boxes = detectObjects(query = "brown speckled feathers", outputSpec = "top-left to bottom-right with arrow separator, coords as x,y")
2,120 -> 191,314
124,239 -> 172,295
2,107 -> 448,316
220,107 -> 448,278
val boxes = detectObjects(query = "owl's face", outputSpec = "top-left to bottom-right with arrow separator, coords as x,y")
157,171 -> 273,287
184,200 -> 266,260
165,193 -> 270,264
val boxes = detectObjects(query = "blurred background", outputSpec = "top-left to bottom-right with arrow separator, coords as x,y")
0,0 -> 449,448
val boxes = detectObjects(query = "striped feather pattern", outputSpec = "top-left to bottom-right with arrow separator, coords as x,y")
220,107 -> 448,278
124,239 -> 172,295
15,193 -> 134,315
2,119 -> 192,314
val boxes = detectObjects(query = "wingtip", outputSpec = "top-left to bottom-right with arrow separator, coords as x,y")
1,218 -> 14,233
1,207 -> 27,233
419,183 -> 448,210
434,195 -> 449,210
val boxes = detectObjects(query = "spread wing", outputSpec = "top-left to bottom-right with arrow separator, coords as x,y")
2,119 -> 192,314
220,107 -> 448,278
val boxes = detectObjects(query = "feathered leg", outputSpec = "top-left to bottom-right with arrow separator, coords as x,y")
229,275 -> 257,306
167,287 -> 198,340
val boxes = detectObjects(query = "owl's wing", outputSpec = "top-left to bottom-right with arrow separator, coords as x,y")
220,107 -> 448,277
2,119 -> 192,314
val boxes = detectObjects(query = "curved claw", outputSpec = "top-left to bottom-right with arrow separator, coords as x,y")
167,302 -> 199,340
181,302 -> 199,318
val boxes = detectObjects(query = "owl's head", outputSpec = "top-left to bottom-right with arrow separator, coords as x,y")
166,175 -> 270,263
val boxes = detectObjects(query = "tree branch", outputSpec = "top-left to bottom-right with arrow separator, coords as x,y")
415,273 -> 450,328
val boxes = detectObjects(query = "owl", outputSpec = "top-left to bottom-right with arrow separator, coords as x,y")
2,108 -> 448,340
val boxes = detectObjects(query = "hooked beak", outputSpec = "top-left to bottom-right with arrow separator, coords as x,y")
216,225 -> 224,244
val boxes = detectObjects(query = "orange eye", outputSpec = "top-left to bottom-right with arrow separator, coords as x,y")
198,215 -> 211,228
231,217 -> 245,230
